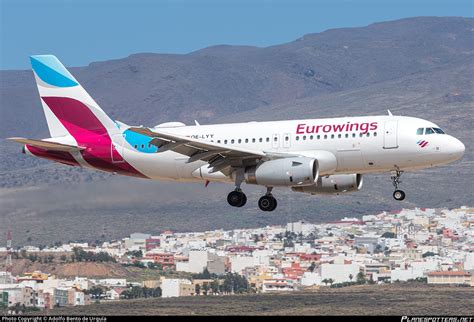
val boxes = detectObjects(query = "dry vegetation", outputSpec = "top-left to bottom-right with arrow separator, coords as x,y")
48,284 -> 473,316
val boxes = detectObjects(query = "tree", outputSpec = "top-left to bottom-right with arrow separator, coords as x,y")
422,251 -> 437,258
20,250 -> 27,259
195,284 -> 201,295
356,272 -> 367,285
152,287 -> 162,297
88,286 -> 104,299
322,279 -> 329,286
283,239 -> 294,248
210,280 -> 219,295
121,290 -> 132,299
381,232 -> 396,239
349,274 -> 354,282
308,262 -> 316,272
202,283 -> 210,295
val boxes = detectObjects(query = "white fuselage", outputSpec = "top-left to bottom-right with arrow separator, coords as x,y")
116,115 -> 465,183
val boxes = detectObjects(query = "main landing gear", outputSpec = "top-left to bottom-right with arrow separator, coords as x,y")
227,186 -> 278,212
258,187 -> 277,212
391,169 -> 406,201
227,189 -> 247,207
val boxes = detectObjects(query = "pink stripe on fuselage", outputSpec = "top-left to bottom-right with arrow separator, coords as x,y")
41,96 -> 146,178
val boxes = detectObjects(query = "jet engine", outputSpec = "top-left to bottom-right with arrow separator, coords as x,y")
291,174 -> 363,194
244,157 -> 318,187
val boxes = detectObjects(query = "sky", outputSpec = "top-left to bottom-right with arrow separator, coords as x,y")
1,0 -> 473,70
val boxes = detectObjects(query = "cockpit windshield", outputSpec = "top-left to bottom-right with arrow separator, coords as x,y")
416,127 -> 446,135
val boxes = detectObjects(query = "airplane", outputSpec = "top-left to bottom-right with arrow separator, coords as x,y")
8,55 -> 465,212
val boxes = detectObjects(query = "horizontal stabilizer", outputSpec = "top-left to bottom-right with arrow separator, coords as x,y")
7,137 -> 84,152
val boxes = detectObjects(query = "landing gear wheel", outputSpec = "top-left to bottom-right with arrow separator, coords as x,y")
393,190 -> 405,201
258,195 -> 277,212
227,190 -> 247,207
390,169 -> 406,201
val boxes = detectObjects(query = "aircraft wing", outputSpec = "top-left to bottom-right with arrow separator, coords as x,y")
127,127 -> 268,174
7,137 -> 84,152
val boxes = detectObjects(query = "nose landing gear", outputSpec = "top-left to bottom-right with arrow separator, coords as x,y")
391,169 -> 406,201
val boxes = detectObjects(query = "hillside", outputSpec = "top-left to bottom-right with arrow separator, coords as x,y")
0,17 -> 473,246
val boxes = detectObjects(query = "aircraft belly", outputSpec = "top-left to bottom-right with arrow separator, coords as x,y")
122,149 -> 180,179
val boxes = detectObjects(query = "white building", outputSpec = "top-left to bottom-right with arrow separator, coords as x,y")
390,267 -> 424,282
286,221 -> 316,235
230,255 -> 254,273
301,272 -> 322,286
320,262 -> 361,284
188,250 -> 209,274
161,279 -> 193,298
262,278 -> 296,293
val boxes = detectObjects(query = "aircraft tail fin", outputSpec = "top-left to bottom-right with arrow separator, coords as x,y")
30,55 -> 118,138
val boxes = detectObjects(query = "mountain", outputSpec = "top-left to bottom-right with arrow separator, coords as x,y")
0,17 -> 473,246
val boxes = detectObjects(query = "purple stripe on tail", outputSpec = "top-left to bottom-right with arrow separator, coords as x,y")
41,96 -> 147,178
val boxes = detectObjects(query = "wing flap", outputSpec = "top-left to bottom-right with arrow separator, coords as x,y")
7,137 -> 84,152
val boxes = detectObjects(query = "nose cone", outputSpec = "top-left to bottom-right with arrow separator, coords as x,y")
447,136 -> 465,161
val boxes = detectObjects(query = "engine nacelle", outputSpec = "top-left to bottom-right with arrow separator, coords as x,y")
292,174 -> 363,194
244,157 -> 318,187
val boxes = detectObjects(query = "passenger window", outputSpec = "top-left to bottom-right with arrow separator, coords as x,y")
310,135 -> 313,140
366,133 -> 370,137
259,138 -> 263,143
224,140 -> 228,144
331,134 -> 334,139
425,128 -> 435,135
416,128 -> 424,135
338,134 -> 341,138
238,139 -> 241,143
303,135 -> 306,140
141,144 -> 144,149
317,135 -> 321,140
324,135 -> 327,139
134,145 -> 138,149
231,139 -> 235,144
359,133 -> 363,137
345,134 -> 349,138
245,138 -> 249,143
274,137 -> 277,142
252,138 -> 256,143
217,140 -> 221,143
266,137 -> 270,142
352,133 -> 356,138
374,132 -> 377,137
285,136 -> 289,141
296,136 -> 300,141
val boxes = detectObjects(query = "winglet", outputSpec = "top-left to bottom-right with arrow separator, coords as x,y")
387,109 -> 393,116
195,120 -> 200,126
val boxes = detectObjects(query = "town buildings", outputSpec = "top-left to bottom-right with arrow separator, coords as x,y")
1,206 -> 472,313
